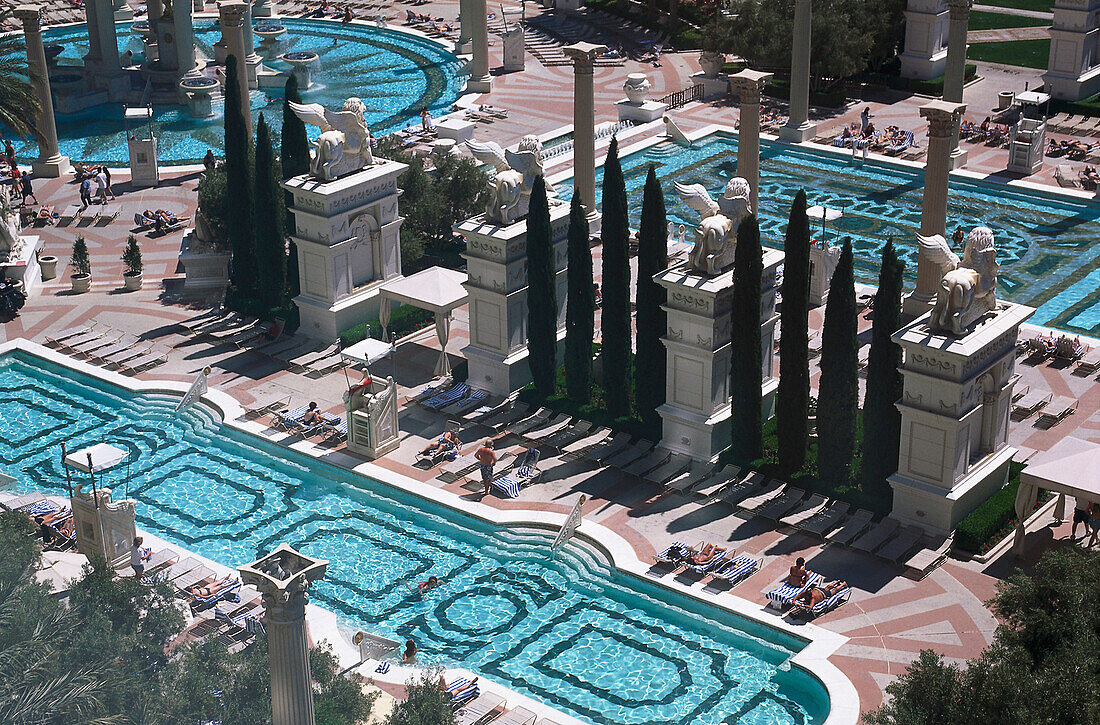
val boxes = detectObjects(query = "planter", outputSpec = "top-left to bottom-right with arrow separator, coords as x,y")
40,255 -> 58,281
70,273 -> 91,294
699,51 -> 726,79
123,271 -> 143,291
623,73 -> 651,104
998,90 -> 1015,110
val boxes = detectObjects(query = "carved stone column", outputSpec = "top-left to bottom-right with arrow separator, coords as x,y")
467,0 -> 491,92
904,100 -> 965,318
241,0 -> 262,87
240,545 -> 327,725
219,1 -> 252,136
15,6 -> 70,177
82,0 -> 103,73
564,42 -> 607,224
456,0 -> 472,53
943,0 -> 971,167
730,69 -> 773,213
92,0 -> 123,76
779,0 -> 816,143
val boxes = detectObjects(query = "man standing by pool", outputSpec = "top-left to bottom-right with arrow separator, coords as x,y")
130,536 -> 152,579
476,439 -> 497,496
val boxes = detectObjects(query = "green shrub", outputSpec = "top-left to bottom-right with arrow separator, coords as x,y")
122,234 -> 143,276
764,78 -> 847,109
955,462 -> 1028,554
339,305 -> 434,347
70,236 -> 91,276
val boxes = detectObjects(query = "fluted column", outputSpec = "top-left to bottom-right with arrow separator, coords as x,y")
15,5 -> 70,177
93,0 -> 122,75
904,99 -> 966,317
241,0 -> 262,88
564,42 -> 607,222
456,0 -> 472,53
219,1 -> 252,136
779,0 -> 816,143
943,0 -> 971,167
147,0 -> 162,24
82,0 -> 103,76
467,0 -> 491,92
730,69 -> 773,212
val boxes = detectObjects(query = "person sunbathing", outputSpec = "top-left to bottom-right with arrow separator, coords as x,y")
691,543 -> 726,567
419,430 -> 459,456
786,557 -> 809,587
188,576 -> 236,599
39,507 -> 71,526
302,401 -> 325,426
791,579 -> 847,611
34,206 -> 54,226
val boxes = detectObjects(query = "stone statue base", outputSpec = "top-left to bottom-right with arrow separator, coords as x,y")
128,136 -> 159,188
283,160 -> 407,341
346,378 -> 400,459
691,71 -> 730,101
180,231 -> 231,293
778,119 -> 818,143
888,302 -> 1034,536
654,253 -> 781,462
31,155 -> 71,179
502,28 -> 524,72
616,99 -> 667,124
467,74 -> 493,93
458,204 -> 573,396
1,234 -> 42,294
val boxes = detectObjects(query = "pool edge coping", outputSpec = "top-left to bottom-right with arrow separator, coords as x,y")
0,338 -> 858,725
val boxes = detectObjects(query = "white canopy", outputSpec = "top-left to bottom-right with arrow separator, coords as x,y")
1013,436 -> 1100,555
806,205 -> 843,222
340,337 -> 396,367
64,443 -> 128,473
378,267 -> 469,376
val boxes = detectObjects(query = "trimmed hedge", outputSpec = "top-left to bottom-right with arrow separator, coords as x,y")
763,78 -> 847,111
339,305 -> 434,347
955,461 -> 1028,554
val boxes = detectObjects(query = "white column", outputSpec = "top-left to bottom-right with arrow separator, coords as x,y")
564,42 -> 607,222
456,0 -> 472,53
779,0 -> 816,143
174,0 -> 198,77
93,0 -> 122,76
264,589 -> 315,725
15,5 -> 70,177
467,0 -> 491,92
219,1 -> 252,136
730,69 -> 773,213
943,0 -> 971,167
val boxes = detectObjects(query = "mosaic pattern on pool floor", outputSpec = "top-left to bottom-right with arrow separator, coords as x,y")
4,19 -> 466,165
0,354 -> 829,725
557,133 -> 1100,335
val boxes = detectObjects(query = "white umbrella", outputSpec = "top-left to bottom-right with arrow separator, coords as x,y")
806,205 -> 843,240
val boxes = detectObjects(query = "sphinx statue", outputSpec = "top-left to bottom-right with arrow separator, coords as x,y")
289,97 -> 375,181
674,177 -> 752,275
922,226 -> 999,336
465,136 -> 553,225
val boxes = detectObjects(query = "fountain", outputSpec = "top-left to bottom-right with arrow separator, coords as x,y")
179,75 -> 219,117
254,23 -> 287,54
280,50 -> 318,90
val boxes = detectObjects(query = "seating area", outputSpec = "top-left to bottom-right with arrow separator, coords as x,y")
43,321 -> 169,375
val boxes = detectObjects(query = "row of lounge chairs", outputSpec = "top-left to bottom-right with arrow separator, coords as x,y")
270,404 -> 347,443
1012,390 -> 1079,427
43,321 -> 169,374
180,311 -> 345,378
2,495 -> 77,551
444,677 -> 551,725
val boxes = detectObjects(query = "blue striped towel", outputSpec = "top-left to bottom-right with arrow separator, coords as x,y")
712,554 -> 758,583
655,541 -> 689,563
424,383 -> 469,410
687,548 -> 731,574
767,572 -> 822,605
375,661 -> 391,674
445,677 -> 472,695
811,586 -> 851,616
21,500 -> 59,515
492,475 -> 521,498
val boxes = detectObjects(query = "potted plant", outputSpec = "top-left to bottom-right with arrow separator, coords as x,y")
70,236 -> 91,294
39,251 -> 58,281
122,234 -> 143,291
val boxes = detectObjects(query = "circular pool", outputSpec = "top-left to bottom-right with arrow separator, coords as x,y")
5,18 -> 466,165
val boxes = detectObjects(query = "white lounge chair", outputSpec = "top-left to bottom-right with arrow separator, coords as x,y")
852,517 -> 901,553
1036,396 -> 1078,427
825,508 -> 874,545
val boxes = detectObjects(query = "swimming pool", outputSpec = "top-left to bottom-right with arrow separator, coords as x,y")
0,350 -> 830,725
4,19 -> 465,165
555,132 -> 1100,335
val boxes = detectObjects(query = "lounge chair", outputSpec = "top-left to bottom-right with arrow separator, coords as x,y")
654,541 -> 695,567
620,447 -> 671,477
644,454 -> 692,486
422,382 -> 470,411
582,432 -> 632,464
876,524 -> 925,563
490,448 -> 541,498
504,408 -> 552,436
541,419 -> 592,449
472,402 -> 530,433
602,440 -> 653,469
825,508 -> 874,545
463,394 -> 517,425
903,535 -> 952,579
44,321 -> 99,346
561,427 -> 614,458
455,693 -> 505,725
272,404 -> 310,432
710,554 -> 759,585
852,516 -> 901,553
118,347 -> 169,374
665,465 -> 718,494
779,494 -> 829,528
522,413 -> 571,441
766,572 -> 822,609
3,494 -> 48,512
791,583 -> 851,619
696,464 -> 742,497
172,565 -> 217,593
1036,396 -> 1078,427
319,417 -> 347,443
756,485 -> 807,520
446,678 -> 479,708
442,388 -> 489,415
886,130 -> 914,155
1011,390 -> 1052,419
52,325 -> 108,352
243,394 -> 293,419
797,500 -> 851,537
685,544 -> 731,575
418,436 -> 459,466
409,376 -> 453,404
491,706 -> 537,725
1076,347 -> 1100,373
84,334 -> 140,364
187,577 -> 243,609
735,476 -> 785,512
148,557 -> 202,585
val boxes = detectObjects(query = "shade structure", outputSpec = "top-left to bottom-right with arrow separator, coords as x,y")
806,205 -> 843,240
1013,436 -> 1100,555
64,443 -> 128,473
340,337 -> 396,368
377,266 -> 469,378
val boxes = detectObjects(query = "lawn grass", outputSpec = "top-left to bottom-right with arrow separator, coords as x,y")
967,9 -> 1049,29
967,38 -> 1050,69
974,0 -> 1051,13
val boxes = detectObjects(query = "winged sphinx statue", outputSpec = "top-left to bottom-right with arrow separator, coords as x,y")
289,98 -> 375,181
919,227 -> 999,336
465,136 -> 553,225
673,177 -> 752,275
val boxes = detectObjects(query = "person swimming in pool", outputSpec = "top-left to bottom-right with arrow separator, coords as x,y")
418,575 -> 442,592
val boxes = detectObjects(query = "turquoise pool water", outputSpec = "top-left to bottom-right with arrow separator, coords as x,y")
0,351 -> 829,725
557,133 -> 1100,335
5,19 -> 465,165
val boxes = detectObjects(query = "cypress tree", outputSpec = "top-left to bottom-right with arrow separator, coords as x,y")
280,73 -> 310,181
777,190 -> 811,476
600,137 -> 632,417
526,176 -> 556,397
634,166 -> 668,431
861,240 -> 905,500
252,114 -> 286,311
565,192 -> 594,404
224,54 -> 256,300
729,215 -> 764,463
817,239 -> 859,488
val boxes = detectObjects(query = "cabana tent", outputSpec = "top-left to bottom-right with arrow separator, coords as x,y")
377,267 -> 468,376
1013,436 -> 1100,555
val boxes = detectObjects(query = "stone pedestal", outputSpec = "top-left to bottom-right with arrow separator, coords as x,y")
345,377 -> 400,458
808,241 -> 840,307
889,302 -> 1034,536
655,252 -> 782,462
70,485 -> 136,568
1,234 -> 43,295
128,136 -> 159,188
180,232 -> 231,292
779,0 -> 817,143
283,161 -> 408,341
617,75 -> 666,124
1045,0 -> 1100,100
457,201 -> 572,396
435,117 -> 475,143
900,0 -> 949,80
691,71 -> 730,101
502,27 -> 524,72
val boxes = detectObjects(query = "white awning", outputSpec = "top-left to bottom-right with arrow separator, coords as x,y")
806,205 -> 843,222
64,443 -> 128,473
379,266 -> 468,313
340,337 -> 395,367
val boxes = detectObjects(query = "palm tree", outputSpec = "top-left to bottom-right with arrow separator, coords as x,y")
0,15 -> 43,139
